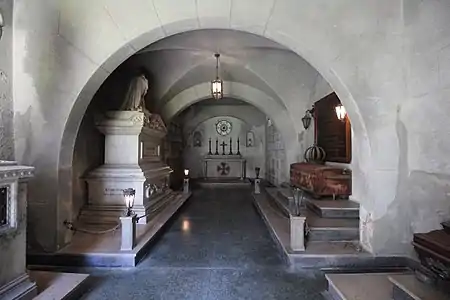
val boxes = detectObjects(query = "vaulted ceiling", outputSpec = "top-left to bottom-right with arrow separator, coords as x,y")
100,29 -> 331,121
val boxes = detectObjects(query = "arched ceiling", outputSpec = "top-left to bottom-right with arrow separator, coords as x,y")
117,29 -> 330,119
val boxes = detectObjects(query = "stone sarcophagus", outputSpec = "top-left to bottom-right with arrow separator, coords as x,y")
290,162 -> 351,198
82,111 -> 173,224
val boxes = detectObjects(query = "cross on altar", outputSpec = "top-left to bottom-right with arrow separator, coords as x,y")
217,162 -> 230,175
220,141 -> 227,155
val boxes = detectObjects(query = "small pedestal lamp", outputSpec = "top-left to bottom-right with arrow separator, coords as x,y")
120,188 -> 136,251
254,167 -> 261,194
183,169 -> 190,194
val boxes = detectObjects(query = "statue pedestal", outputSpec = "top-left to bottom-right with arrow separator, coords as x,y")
82,111 -> 173,225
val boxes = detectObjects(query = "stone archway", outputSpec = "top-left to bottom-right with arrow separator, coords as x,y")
15,1 -> 400,253
160,82 -> 297,178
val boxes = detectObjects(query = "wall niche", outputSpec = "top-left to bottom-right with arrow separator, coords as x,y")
314,92 -> 352,163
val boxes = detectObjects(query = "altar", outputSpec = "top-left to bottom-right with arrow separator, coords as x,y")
202,137 -> 246,179
203,154 -> 246,179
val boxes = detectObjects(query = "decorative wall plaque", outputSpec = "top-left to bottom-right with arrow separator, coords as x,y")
216,120 -> 232,136
193,131 -> 202,147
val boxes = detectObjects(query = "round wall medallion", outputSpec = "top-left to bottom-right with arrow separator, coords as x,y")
216,120 -> 232,136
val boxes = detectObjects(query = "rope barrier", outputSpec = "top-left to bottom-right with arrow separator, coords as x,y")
64,220 -> 120,235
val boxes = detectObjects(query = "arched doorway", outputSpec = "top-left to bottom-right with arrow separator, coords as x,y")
18,1 -> 440,257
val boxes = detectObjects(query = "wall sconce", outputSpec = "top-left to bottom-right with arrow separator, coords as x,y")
123,188 -> 136,217
184,169 -> 189,177
302,106 -> 315,130
335,104 -> 347,122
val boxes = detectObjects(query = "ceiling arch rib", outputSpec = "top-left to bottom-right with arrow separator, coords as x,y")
126,48 -> 288,111
161,81 -> 292,138
180,99 -> 266,136
157,58 -> 285,109
161,81 -> 300,175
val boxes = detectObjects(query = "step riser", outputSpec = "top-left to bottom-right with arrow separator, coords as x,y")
392,285 -> 414,300
309,229 -> 359,242
326,282 -> 345,300
307,202 -> 359,219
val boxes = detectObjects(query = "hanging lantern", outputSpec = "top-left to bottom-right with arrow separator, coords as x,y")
335,104 -> 347,121
211,53 -> 223,100
301,107 -> 315,130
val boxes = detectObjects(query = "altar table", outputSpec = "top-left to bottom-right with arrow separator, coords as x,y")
203,155 -> 246,179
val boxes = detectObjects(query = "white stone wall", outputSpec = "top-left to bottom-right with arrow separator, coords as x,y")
265,120 -> 286,185
71,111 -> 104,222
181,105 -> 266,179
10,0 -> 450,257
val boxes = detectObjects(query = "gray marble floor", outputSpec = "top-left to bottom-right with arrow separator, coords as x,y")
80,188 -> 327,300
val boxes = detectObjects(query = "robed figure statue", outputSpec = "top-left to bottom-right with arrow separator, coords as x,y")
120,74 -> 149,111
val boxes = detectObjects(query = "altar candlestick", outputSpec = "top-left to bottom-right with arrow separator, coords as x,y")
229,137 -> 233,155
208,138 -> 212,155
237,138 -> 241,155
215,138 -> 219,155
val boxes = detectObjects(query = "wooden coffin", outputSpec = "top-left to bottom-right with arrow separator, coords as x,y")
413,229 -> 450,281
290,162 -> 351,198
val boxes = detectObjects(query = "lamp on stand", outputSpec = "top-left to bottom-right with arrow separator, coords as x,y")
183,169 -> 190,194
254,167 -> 261,194
120,188 -> 137,251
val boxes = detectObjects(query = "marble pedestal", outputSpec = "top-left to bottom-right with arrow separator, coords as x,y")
0,161 -> 37,300
83,111 -> 173,225
254,179 -> 261,194
290,215 -> 306,251
120,215 -> 136,251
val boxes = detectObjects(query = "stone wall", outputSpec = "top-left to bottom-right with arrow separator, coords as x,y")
0,0 -> 13,160
11,0 -> 450,257
181,105 -> 266,179
265,120 -> 286,185
71,111 -> 104,223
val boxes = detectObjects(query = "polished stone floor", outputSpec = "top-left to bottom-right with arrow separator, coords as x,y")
80,188 -> 327,299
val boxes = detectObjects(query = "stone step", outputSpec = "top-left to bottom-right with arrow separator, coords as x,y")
307,215 -> 359,242
306,199 -> 359,219
266,187 -> 359,242
389,274 -> 450,300
30,271 -> 90,300
324,272 -> 408,300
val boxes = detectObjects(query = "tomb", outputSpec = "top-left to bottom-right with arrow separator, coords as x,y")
412,222 -> 450,294
0,161 -> 37,300
81,111 -> 173,225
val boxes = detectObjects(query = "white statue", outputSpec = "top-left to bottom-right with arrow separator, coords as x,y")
120,74 -> 149,111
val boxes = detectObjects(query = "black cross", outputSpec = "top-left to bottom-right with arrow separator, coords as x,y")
217,162 -> 230,176
220,141 -> 227,155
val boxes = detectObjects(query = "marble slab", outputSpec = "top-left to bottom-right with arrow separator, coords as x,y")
27,192 -> 191,268
252,191 -> 413,270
